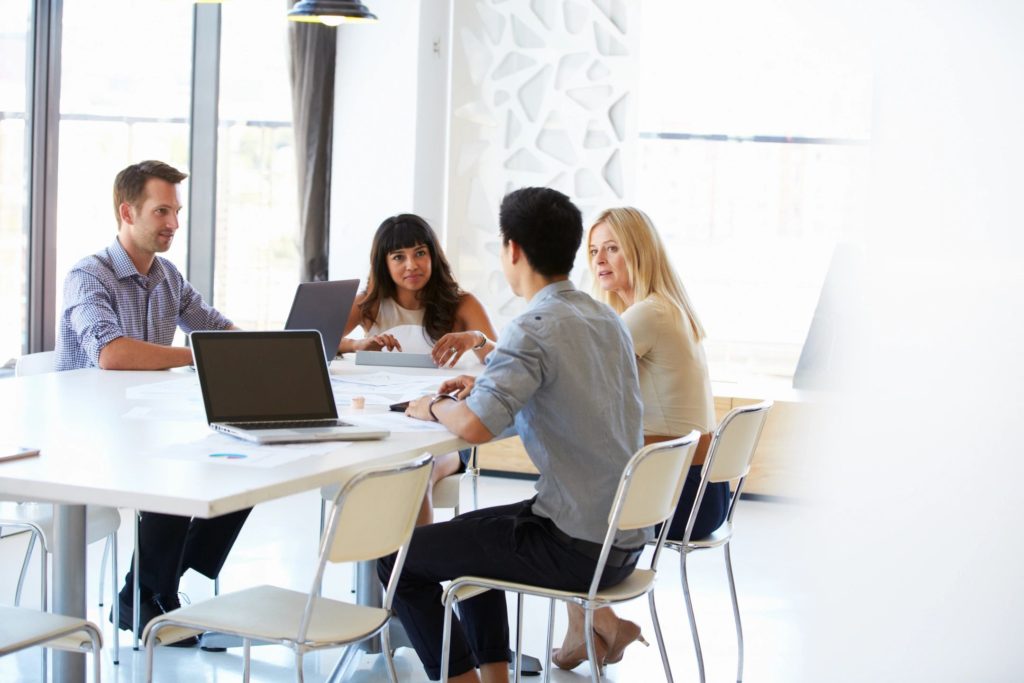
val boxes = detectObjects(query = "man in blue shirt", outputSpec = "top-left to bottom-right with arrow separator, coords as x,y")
56,160 -> 248,646
379,187 -> 645,683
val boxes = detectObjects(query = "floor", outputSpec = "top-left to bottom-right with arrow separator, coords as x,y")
0,474 -> 805,682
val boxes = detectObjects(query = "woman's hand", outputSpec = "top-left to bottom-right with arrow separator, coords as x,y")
354,334 -> 402,352
431,331 -> 481,367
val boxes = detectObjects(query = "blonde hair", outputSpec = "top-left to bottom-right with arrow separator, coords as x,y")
587,207 -> 706,342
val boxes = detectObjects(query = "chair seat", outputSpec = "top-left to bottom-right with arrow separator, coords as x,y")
665,521 -> 734,551
432,474 -> 461,509
447,568 -> 658,607
0,606 -> 101,656
145,584 -> 390,648
0,502 -> 120,551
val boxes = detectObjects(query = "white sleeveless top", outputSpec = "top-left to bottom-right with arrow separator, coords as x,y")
365,299 -> 434,352
365,297 -> 482,369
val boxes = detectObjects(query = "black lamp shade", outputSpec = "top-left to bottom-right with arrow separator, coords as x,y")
288,0 -> 377,26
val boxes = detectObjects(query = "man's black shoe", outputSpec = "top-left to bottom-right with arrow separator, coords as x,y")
109,588 -> 199,647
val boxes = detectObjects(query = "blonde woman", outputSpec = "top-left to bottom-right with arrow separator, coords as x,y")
552,207 -> 729,670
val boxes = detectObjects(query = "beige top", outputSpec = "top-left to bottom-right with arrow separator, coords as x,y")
621,296 -> 715,437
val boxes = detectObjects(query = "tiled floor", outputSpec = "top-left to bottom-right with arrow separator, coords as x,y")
0,475 -> 804,682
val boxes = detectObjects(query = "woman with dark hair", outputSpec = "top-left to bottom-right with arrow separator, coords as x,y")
339,214 -> 497,367
339,214 -> 498,524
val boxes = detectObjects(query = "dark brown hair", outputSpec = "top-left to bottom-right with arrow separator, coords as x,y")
112,160 -> 187,226
359,214 -> 462,343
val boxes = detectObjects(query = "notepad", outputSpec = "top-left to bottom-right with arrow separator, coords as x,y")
0,446 -> 40,463
355,351 -> 438,368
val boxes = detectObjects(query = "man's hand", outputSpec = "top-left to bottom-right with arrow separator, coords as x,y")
405,394 -> 436,421
438,375 -> 476,399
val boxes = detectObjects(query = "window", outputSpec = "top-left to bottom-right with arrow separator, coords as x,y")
0,1 -> 32,365
214,1 -> 300,331
55,0 -> 193,298
634,1 -> 871,379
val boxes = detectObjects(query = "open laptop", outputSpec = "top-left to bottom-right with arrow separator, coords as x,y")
284,279 -> 359,362
190,330 -> 388,444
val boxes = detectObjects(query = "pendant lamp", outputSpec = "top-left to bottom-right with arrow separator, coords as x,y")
288,0 -> 377,26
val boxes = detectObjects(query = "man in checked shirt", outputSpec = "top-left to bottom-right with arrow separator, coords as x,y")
55,160 -> 248,646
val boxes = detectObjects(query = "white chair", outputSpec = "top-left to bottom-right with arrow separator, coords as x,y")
0,605 -> 103,682
439,431 -> 702,683
144,453 -> 434,683
14,350 -> 58,377
319,446 -> 479,534
4,350 -> 123,668
664,401 -> 772,683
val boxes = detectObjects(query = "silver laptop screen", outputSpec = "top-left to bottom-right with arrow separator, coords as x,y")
191,330 -> 338,423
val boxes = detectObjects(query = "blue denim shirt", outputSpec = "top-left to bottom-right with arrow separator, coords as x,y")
466,280 -> 647,547
56,238 -> 232,371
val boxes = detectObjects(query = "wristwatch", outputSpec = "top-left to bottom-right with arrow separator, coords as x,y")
428,391 -> 459,421
472,331 -> 488,350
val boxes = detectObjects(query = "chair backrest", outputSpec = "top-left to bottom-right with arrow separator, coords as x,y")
612,431 -> 701,531
584,431 -> 699,598
15,351 -> 56,377
298,453 -> 432,643
323,453 -> 433,564
705,401 -> 773,484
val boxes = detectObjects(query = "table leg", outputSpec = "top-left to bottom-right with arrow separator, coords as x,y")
53,503 -> 87,683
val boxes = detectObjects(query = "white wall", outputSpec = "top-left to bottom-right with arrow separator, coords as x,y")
328,0 -> 450,283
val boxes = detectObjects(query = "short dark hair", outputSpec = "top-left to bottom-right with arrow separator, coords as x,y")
498,187 -> 583,276
113,160 -> 187,225
359,214 -> 462,343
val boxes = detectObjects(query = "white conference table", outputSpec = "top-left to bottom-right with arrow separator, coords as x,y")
0,360 -> 466,682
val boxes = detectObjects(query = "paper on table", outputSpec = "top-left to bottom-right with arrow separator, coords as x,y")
152,433 -> 350,468
345,412 -> 451,433
122,404 -> 206,421
330,372 -> 447,406
126,377 -> 201,401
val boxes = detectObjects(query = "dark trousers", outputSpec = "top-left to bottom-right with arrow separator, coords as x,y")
665,464 -> 730,541
124,509 -> 252,597
377,499 -> 638,681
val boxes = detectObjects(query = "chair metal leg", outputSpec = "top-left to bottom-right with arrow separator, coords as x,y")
84,622 -> 102,683
145,623 -> 159,682
99,534 -> 110,607
111,531 -> 120,664
133,511 -> 141,651
294,650 -> 305,683
468,446 -> 480,512
542,599 -> 555,683
583,606 -> 604,683
440,592 -> 457,683
724,542 -> 744,683
382,617 -> 399,683
40,546 -> 47,610
325,644 -> 359,683
243,637 -> 252,682
513,593 -> 524,683
649,589 -> 675,683
214,575 -> 220,596
14,528 -> 37,606
681,550 -> 706,683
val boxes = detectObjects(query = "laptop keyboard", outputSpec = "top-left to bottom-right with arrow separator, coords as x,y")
226,419 -> 353,430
